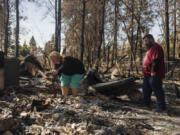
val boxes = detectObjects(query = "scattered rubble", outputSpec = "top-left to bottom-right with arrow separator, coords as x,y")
0,78 -> 180,135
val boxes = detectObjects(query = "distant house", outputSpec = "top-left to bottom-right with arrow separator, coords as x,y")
0,1 -> 5,51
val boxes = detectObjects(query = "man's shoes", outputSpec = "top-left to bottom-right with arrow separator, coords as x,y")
138,103 -> 151,109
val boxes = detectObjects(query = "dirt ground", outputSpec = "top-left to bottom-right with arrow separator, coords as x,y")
0,78 -> 180,135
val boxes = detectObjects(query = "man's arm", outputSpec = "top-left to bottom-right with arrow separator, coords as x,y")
151,58 -> 159,76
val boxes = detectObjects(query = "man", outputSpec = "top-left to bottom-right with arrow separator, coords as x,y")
49,51 -> 85,96
139,34 -> 166,112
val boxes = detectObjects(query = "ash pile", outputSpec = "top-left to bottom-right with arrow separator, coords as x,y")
0,58 -> 180,135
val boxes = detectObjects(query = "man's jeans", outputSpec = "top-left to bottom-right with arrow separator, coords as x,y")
143,76 -> 166,109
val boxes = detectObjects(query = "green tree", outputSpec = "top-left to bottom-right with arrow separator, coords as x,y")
19,41 -> 30,56
29,36 -> 37,55
29,36 -> 36,47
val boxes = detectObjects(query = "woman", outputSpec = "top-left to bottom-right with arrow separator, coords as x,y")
49,51 -> 85,96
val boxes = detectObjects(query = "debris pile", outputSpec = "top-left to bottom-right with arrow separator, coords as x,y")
0,78 -> 180,135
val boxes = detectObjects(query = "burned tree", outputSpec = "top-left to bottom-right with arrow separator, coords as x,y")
4,0 -> 9,56
173,0 -> 177,60
57,0 -> 61,52
80,0 -> 86,62
165,0 -> 170,61
97,0 -> 105,71
15,0 -> 19,58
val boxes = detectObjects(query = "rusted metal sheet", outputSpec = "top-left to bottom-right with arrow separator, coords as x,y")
0,51 -> 4,90
4,57 -> 19,88
0,51 -> 4,68
0,69 -> 4,90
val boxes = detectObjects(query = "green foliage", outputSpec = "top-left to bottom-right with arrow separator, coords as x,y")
19,41 -> 30,56
29,36 -> 37,47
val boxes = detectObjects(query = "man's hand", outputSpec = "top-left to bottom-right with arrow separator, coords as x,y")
52,70 -> 58,76
151,72 -> 156,76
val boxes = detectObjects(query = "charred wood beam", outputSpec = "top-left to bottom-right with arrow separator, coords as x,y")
92,77 -> 139,96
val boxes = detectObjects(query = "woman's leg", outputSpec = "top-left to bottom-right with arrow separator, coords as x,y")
70,74 -> 84,96
71,88 -> 78,96
60,74 -> 70,96
61,85 -> 69,96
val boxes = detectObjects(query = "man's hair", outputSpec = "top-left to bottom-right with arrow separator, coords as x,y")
143,34 -> 154,40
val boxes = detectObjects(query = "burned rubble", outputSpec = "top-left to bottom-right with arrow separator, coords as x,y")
0,74 -> 180,135
0,56 -> 179,134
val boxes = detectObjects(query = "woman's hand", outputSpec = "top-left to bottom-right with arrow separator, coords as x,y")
52,70 -> 58,76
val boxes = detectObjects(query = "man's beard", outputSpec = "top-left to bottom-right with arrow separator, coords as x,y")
146,42 -> 153,49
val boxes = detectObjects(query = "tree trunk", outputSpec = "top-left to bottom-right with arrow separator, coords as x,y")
173,0 -> 176,60
139,0 -> 143,65
16,0 -> 19,58
87,45 -> 90,69
114,0 -> 118,62
103,31 -> 106,62
55,0 -> 58,51
4,0 -> 9,56
111,0 -> 118,67
165,0 -> 170,61
106,44 -> 110,72
57,0 -> 61,53
2,0 -> 6,51
80,0 -> 86,62
134,15 -> 141,74
130,0 -> 135,74
139,31 -> 143,65
134,23 -> 140,74
97,0 -> 105,71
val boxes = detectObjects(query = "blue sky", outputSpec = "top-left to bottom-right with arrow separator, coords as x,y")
20,1 -> 161,48
20,1 -> 55,48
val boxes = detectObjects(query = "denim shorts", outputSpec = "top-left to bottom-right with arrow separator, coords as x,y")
60,73 -> 84,88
